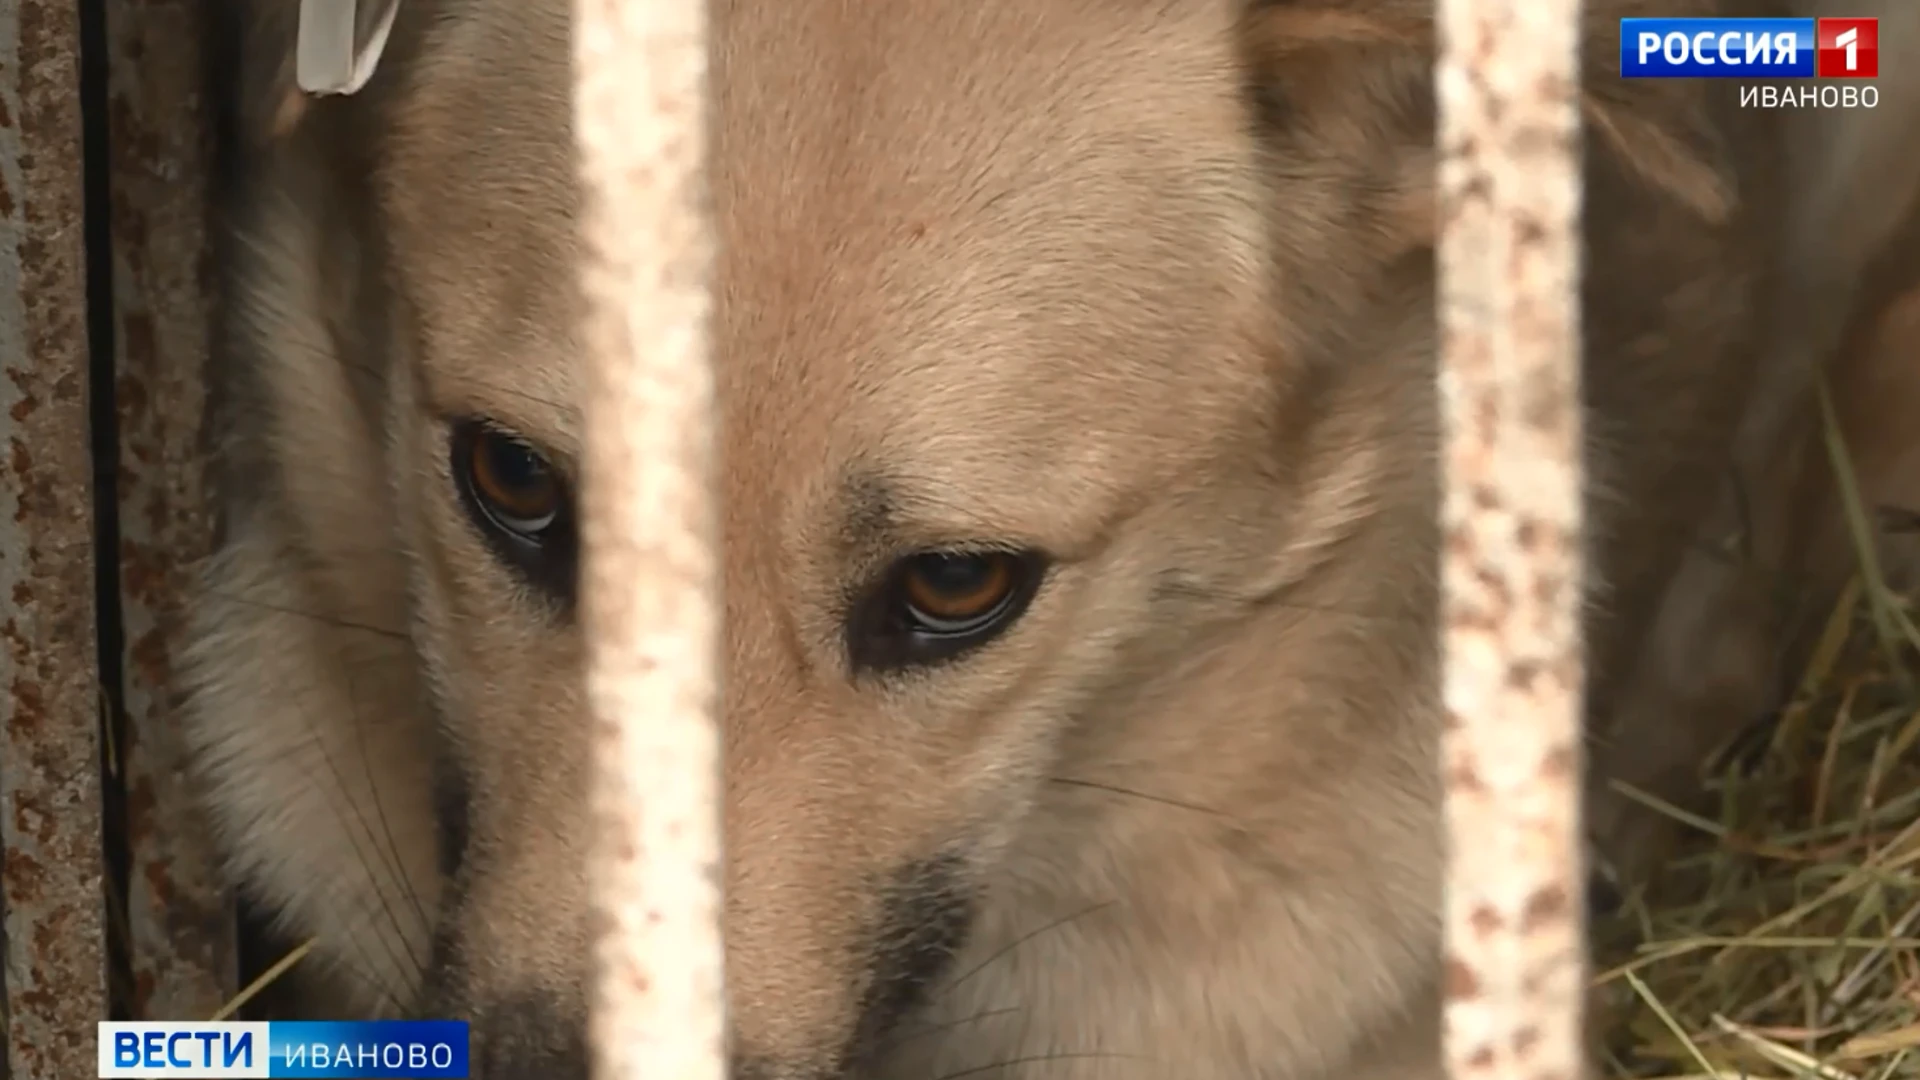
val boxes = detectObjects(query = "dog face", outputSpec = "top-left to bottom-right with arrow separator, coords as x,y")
380,1 -> 1373,1070
188,0 -> 1769,1077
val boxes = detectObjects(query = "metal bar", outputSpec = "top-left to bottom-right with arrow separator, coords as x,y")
573,0 -> 726,1077
0,0 -> 110,1074
1434,2 -> 1590,1080
103,0 -> 238,1021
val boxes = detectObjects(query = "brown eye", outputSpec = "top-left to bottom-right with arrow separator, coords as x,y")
846,548 -> 1046,672
465,426 -> 562,538
451,419 -> 578,605
898,552 -> 1021,635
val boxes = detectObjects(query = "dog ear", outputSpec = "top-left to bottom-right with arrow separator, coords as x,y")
1235,2 -> 1437,277
222,0 -> 312,141
1241,0 -> 1737,248
225,0 -> 406,143
1578,0 -> 1739,227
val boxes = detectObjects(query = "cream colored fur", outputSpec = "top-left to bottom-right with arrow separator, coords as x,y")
185,0 -> 1920,1077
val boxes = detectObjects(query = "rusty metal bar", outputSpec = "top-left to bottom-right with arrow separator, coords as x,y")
1434,1 -> 1590,1080
103,0 -> 238,1021
0,0 -> 111,1074
573,0 -> 726,1077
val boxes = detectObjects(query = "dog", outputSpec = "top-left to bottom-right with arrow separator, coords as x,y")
1585,2 -> 1920,880
184,0 -> 1920,1077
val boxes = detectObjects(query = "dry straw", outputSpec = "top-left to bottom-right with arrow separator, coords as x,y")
1591,429 -> 1920,1079
1435,1 -> 1591,1080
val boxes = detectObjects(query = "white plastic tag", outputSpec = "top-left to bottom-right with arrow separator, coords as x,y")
296,0 -> 401,96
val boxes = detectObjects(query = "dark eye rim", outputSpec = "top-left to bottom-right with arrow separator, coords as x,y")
449,418 -> 579,602
849,548 -> 1049,674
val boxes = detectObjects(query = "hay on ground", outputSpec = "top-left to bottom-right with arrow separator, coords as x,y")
1593,562 -> 1920,1080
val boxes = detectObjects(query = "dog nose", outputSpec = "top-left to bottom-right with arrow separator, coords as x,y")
478,1036 -> 588,1080
486,1047 -> 803,1080
470,995 -> 589,1079
484,1052 -> 588,1080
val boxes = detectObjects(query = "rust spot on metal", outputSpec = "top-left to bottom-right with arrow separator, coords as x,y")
1470,904 -> 1503,937
1446,761 -> 1488,794
1445,956 -> 1482,1001
1513,1026 -> 1541,1055
104,0 -> 236,1021
2,0 -> 109,1073
1521,884 -> 1571,932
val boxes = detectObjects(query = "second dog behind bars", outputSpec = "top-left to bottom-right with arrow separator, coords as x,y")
186,0 -> 1920,1077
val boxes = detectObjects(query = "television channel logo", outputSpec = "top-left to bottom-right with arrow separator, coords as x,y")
98,1020 -> 471,1078
1620,16 -> 1878,78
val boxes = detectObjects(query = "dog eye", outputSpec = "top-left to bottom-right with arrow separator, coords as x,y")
901,553 -> 1020,633
849,550 -> 1045,673
465,428 -> 561,536
451,419 -> 577,601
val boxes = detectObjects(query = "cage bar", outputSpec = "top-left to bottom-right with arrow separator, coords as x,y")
573,0 -> 727,1078
104,0 -> 239,1023
0,0 -> 110,1076
1434,2 -> 1591,1080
